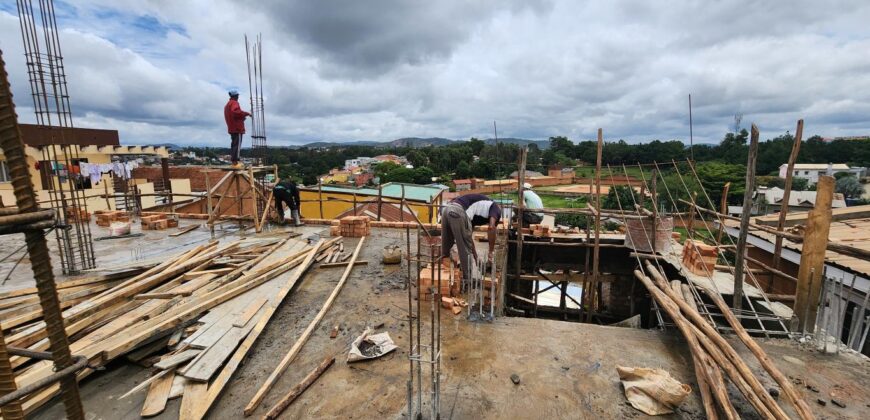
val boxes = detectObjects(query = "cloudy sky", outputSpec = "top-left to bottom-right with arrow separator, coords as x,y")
1,1 -> 869,146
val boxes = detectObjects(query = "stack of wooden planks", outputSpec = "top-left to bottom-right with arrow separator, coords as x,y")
1,233 -> 345,418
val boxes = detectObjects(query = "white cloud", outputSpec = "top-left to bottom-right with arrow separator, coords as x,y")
1,0 -> 869,147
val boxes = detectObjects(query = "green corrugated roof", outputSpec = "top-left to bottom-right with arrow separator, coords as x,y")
315,182 -> 444,203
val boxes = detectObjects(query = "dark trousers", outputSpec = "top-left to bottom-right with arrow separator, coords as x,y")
274,189 -> 298,220
230,133 -> 243,162
441,203 -> 474,283
521,211 -> 544,227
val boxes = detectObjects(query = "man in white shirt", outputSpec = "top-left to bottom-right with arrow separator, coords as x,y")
521,183 -> 544,226
440,194 -> 501,283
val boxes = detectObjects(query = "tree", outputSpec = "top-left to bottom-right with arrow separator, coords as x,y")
406,149 -> 428,168
600,185 -> 640,210
413,166 -> 435,184
455,161 -> 472,179
835,176 -> 864,198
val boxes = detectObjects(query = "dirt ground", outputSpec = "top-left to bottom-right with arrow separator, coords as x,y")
20,226 -> 870,419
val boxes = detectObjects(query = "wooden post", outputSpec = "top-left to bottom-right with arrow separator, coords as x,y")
352,192 -> 357,216
794,175 -> 834,332
733,124 -> 760,311
650,169 -> 658,253
715,182 -> 731,244
400,185 -> 405,222
161,157 -> 172,204
205,172 -> 214,235
249,167 -> 261,233
772,119 -> 803,271
687,191 -> 698,240
103,179 -> 111,210
317,180 -> 324,219
376,185 -> 383,221
590,128 -> 603,316
515,147 -> 527,287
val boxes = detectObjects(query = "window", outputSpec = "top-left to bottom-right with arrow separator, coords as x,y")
804,171 -> 809,175
0,161 -> 9,182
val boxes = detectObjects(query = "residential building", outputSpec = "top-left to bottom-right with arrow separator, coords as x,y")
298,182 -> 446,223
0,124 -> 171,211
757,186 -> 847,212
778,163 -> 866,184
453,179 -> 473,191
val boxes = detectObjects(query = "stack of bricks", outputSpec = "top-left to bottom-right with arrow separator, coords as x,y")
530,224 -> 550,238
418,264 -> 461,301
339,216 -> 370,237
682,239 -> 718,275
141,214 -> 179,230
95,210 -> 130,227
65,206 -> 90,222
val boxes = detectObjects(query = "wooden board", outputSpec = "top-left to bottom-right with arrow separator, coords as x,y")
180,306 -> 264,382
233,298 -> 268,328
154,349 -> 201,370
141,369 -> 175,417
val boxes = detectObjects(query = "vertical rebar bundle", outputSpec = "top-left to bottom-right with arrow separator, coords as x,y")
0,47 -> 84,420
16,0 -> 96,274
245,34 -> 267,151
406,225 -> 442,419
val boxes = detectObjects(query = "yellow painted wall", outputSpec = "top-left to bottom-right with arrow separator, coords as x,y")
299,190 -> 438,222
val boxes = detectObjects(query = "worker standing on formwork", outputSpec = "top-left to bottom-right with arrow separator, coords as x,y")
273,180 -> 304,226
520,182 -> 544,227
440,194 -> 501,282
224,89 -> 251,169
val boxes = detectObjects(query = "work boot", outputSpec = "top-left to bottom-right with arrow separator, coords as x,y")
292,210 -> 304,226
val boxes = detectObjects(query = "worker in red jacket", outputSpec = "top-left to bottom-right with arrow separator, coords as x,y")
224,89 -> 251,168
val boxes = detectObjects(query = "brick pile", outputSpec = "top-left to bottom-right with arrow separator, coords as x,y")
339,216 -> 370,237
95,210 -> 130,227
530,224 -> 550,238
418,264 -> 461,301
141,214 -> 178,230
65,206 -> 90,222
682,239 -> 718,275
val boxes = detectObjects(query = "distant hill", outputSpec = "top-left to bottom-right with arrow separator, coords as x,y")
299,136 -> 549,149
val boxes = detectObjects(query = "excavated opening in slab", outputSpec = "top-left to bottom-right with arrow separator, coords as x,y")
504,240 -> 656,326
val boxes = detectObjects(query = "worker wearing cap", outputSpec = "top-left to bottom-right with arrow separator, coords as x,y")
273,180 -> 303,226
224,90 -> 251,168
441,194 -> 501,283
521,182 -> 544,227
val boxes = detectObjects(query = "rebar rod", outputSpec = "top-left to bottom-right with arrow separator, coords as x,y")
0,48 -> 84,420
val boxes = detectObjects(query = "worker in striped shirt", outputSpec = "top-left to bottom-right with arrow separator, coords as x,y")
440,194 -> 501,282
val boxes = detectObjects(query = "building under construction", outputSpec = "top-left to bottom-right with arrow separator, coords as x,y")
0,2 -> 869,420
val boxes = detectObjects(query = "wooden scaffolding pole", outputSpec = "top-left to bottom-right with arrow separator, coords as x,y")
589,128 -> 603,319
733,124 -> 760,311
515,147 -> 527,288
772,119 -> 804,271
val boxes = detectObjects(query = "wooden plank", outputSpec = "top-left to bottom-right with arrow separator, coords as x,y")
140,369 -> 175,417
233,298 -> 268,328
179,381 -> 208,420
154,349 -> 201,370
244,237 -> 365,416
170,224 -> 201,237
195,240 -> 327,420
319,260 -> 368,268
180,306 -> 263,382
183,268 -> 233,280
794,175 -> 835,332
263,355 -> 335,420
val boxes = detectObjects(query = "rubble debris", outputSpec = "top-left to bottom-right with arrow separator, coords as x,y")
510,374 -> 521,385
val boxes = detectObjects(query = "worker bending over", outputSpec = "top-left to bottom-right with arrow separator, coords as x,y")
441,194 -> 501,282
273,180 -> 304,226
223,89 -> 251,168
520,182 -> 544,227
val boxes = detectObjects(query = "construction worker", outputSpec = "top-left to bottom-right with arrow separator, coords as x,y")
520,182 -> 544,227
440,194 -> 501,282
224,89 -> 251,168
274,180 -> 303,226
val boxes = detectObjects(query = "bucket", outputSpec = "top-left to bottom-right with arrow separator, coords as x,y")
382,245 -> 402,264
109,221 -> 131,236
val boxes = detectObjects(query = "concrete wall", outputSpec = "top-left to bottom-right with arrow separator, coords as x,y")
298,189 -> 436,222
